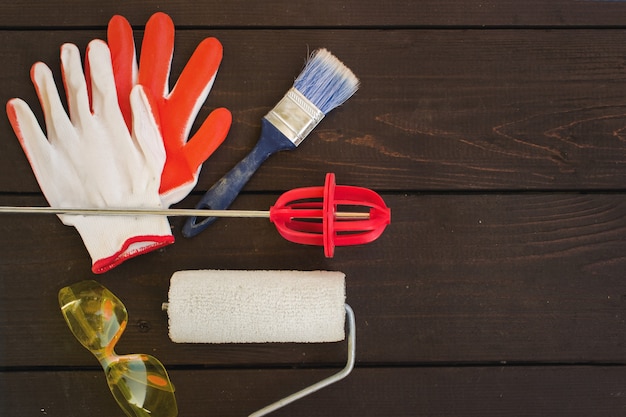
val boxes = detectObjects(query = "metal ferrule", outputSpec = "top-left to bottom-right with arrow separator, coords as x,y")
264,87 -> 325,146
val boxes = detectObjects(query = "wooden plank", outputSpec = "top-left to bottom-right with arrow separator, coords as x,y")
3,1 -> 626,27
2,29 -> 626,192
2,193 -> 625,367
2,366 -> 625,416
4,3 -> 626,417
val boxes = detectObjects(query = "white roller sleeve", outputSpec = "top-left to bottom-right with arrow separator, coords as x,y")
167,270 -> 346,343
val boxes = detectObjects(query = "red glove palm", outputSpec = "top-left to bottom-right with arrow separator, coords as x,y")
103,12 -> 232,206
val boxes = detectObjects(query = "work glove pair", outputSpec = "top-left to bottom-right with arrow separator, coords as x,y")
6,13 -> 232,273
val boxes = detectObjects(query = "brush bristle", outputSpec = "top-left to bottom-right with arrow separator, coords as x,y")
293,48 -> 360,114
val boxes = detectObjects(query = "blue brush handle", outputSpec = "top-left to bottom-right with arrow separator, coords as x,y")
182,118 -> 297,238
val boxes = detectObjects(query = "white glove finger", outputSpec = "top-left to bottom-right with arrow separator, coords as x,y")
130,85 -> 166,172
86,39 -> 123,121
30,62 -> 74,144
60,43 -> 93,125
6,98 -> 53,174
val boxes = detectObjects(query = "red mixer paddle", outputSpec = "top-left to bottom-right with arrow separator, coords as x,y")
0,173 -> 391,257
270,173 -> 391,257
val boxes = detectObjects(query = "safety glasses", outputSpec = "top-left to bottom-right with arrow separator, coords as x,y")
59,280 -> 177,417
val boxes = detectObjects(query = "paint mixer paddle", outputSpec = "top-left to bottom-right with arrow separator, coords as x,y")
0,174 -> 390,257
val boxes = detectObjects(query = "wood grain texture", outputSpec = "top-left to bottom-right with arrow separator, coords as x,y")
2,367 -> 626,417
2,2 -> 626,417
2,1 -> 626,27
2,193 -> 625,369
2,29 -> 626,192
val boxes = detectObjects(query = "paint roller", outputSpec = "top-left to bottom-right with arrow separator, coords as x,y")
163,269 -> 355,417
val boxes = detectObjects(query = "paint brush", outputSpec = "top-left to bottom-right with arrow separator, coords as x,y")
182,48 -> 359,238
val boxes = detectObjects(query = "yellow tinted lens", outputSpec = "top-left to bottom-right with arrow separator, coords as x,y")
106,354 -> 177,417
59,280 -> 127,352
59,281 -> 178,417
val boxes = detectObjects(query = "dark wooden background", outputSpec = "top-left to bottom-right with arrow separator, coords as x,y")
2,1 -> 626,416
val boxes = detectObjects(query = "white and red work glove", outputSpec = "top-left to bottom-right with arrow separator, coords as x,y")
102,12 -> 232,207
6,40 -> 174,274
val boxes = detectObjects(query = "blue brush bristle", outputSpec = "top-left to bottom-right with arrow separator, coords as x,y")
293,48 -> 360,114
